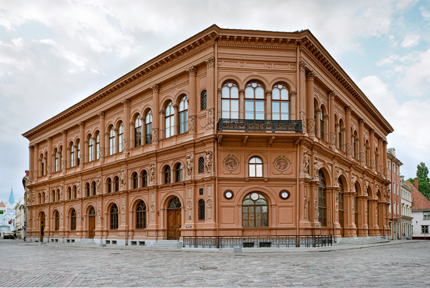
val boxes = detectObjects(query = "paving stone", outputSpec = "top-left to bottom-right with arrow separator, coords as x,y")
1,239 -> 430,286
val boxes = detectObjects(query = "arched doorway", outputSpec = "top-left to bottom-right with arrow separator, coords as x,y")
167,197 -> 181,240
88,207 -> 96,239
40,212 -> 45,242
338,178 -> 345,237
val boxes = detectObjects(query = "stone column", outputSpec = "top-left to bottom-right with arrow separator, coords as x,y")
358,120 -> 365,165
315,108 -> 321,139
205,56 -> 215,109
306,71 -> 315,137
151,85 -> 160,146
61,130 -> 67,172
329,92 -> 335,146
299,61 -> 307,133
34,144 -> 39,180
122,100 -> 130,154
173,104 -> 179,136
344,191 -> 357,237
84,140 -> 89,163
383,140 -> 388,177
159,109 -> 165,140
98,112 -> 105,162
239,89 -> 245,119
368,198 -> 378,236
29,145 -> 34,182
92,136 -> 97,161
186,66 -> 197,135
309,181 -> 320,227
217,88 -> 222,119
47,138 -> 52,176
79,122 -> 85,168
290,91 -> 297,120
345,107 -> 352,158
370,129 -> 375,172
357,195 -> 367,237
266,91 -> 272,120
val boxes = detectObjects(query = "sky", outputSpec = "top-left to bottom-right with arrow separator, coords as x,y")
1,0 -> 430,202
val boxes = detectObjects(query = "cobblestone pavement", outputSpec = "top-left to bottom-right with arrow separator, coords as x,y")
1,239 -> 430,287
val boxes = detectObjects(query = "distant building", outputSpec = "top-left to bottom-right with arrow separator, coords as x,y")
400,176 -> 412,239
0,189 -> 17,238
409,180 -> 430,239
387,148 -> 403,240
15,197 -> 25,239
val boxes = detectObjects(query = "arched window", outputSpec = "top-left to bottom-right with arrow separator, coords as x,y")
57,189 -> 60,202
136,200 -> 146,229
110,204 -> 118,230
55,149 -> 59,172
73,186 -> 77,198
109,127 -> 115,155
320,109 -> 324,139
135,115 -> 142,147
114,176 -> 119,192
338,178 -> 344,229
38,193 -> 41,204
318,171 -> 327,227
249,156 -> 263,177
141,170 -> 147,188
107,178 -> 112,193
179,95 -> 188,134
222,82 -> 239,119
59,147 -> 63,170
145,110 -> 152,144
245,81 -> 265,120
200,90 -> 207,110
86,183 -> 90,197
51,190 -> 55,202
70,209 -> 76,231
165,101 -> 174,138
92,181 -> 96,196
352,133 -> 356,158
118,122 -> 124,153
272,83 -> 289,120
198,157 -> 204,173
242,192 -> 268,227
70,145 -> 75,167
198,199 -> 205,221
88,136 -> 93,162
132,172 -> 138,189
55,211 -> 59,231
40,155 -> 44,176
77,139 -> 81,166
168,197 -> 181,209
68,187 -> 71,200
164,166 -> 171,184
365,142 -> 369,166
96,132 -> 100,160
175,163 -> 183,182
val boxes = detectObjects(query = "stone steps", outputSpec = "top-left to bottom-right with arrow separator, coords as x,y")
336,237 -> 390,245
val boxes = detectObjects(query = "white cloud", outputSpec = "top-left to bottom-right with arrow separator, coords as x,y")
401,34 -> 420,47
420,6 -> 430,20
358,75 -> 430,178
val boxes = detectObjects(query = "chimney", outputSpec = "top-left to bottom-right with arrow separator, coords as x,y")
414,178 -> 419,189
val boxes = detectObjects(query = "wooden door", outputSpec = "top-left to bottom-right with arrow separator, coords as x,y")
40,213 -> 45,242
89,216 -> 95,238
167,209 -> 181,240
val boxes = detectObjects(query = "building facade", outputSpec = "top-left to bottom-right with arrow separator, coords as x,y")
400,176 -> 412,239
23,25 -> 393,246
387,148 -> 403,240
409,180 -> 430,239
15,197 -> 26,239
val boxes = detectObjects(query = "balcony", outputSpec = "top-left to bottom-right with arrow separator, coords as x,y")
218,118 -> 303,133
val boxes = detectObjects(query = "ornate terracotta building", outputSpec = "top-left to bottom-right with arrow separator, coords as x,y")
23,25 -> 393,246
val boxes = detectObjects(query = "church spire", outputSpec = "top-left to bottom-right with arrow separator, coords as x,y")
8,188 -> 15,205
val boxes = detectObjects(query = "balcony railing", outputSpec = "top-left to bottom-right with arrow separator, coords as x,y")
218,119 -> 302,133
183,235 -> 332,249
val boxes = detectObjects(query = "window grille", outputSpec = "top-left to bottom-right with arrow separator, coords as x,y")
198,199 -> 205,221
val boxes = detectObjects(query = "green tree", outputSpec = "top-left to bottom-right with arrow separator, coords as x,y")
416,162 -> 430,199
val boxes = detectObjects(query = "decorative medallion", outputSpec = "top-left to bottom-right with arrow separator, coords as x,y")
150,203 -> 155,213
207,199 -> 213,208
223,154 -> 239,171
273,155 -> 291,172
187,200 -> 193,210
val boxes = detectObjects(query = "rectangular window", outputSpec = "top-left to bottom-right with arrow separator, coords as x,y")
422,225 -> 429,234
424,212 -> 430,220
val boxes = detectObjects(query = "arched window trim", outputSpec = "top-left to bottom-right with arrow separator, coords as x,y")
165,101 -> 174,138
221,81 -> 239,119
88,136 -> 93,162
132,172 -> 138,189
198,157 -> 205,174
245,81 -> 265,120
141,170 -> 148,188
70,209 -> 76,231
248,156 -> 263,178
109,126 -> 115,156
118,122 -> 124,153
164,166 -> 171,184
135,114 -> 142,147
86,182 -> 90,197
271,83 -> 289,120
136,200 -> 146,229
200,90 -> 207,110
198,199 -> 205,221
179,95 -> 188,134
318,170 -> 327,227
145,110 -> 152,144
242,192 -> 269,228
55,211 -> 60,231
107,178 -> 112,193
110,204 -> 118,230
114,176 -> 119,192
96,132 -> 100,160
